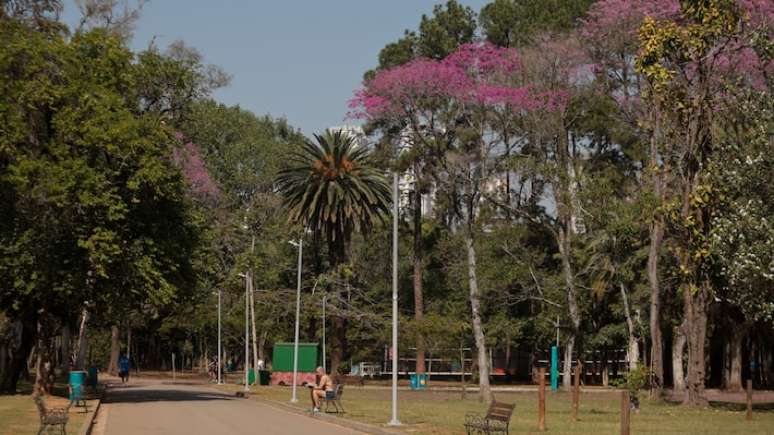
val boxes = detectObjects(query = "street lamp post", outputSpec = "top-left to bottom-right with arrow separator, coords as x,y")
244,272 -> 250,392
289,239 -> 303,403
389,171 -> 401,426
218,289 -> 223,385
322,294 -> 326,373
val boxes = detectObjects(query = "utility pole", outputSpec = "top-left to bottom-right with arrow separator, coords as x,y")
322,294 -> 327,372
290,239 -> 303,403
217,288 -> 222,385
250,235 -> 258,375
389,171 -> 401,426
244,271 -> 250,392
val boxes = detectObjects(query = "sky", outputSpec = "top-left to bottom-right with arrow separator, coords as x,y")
62,0 -> 490,136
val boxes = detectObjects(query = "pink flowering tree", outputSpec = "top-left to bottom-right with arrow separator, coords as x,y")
171,132 -> 220,203
351,42 -> 565,402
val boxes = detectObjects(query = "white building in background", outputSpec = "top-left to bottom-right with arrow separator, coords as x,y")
395,127 -> 437,216
328,125 -> 367,148
328,124 -> 437,216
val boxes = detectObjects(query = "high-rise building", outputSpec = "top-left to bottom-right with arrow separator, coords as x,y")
328,125 -> 367,149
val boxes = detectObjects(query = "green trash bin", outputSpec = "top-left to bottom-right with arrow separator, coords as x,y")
259,370 -> 271,386
88,366 -> 98,388
69,371 -> 86,402
248,368 -> 256,385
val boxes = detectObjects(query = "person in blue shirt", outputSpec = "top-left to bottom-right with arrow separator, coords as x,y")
118,353 -> 131,384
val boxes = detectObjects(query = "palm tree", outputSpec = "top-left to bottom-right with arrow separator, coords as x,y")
275,129 -> 390,373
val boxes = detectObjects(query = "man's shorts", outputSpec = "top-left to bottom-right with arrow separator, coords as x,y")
325,390 -> 336,399
119,370 -> 128,377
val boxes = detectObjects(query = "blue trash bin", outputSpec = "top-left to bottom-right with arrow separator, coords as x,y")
69,371 -> 86,401
418,373 -> 428,389
410,373 -> 428,390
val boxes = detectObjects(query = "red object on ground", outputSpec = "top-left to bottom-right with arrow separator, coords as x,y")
270,371 -> 316,386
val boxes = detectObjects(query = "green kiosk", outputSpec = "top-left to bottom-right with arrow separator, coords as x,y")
270,342 -> 318,386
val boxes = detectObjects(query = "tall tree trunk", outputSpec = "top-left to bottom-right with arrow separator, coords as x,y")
34,316 -> 50,395
563,337 -> 575,392
465,228 -> 492,403
648,219 -> 664,392
327,231 -> 349,376
0,316 -> 35,393
620,283 -> 640,371
558,226 -> 580,391
75,308 -> 89,370
59,324 -> 70,372
329,316 -> 346,375
673,321 -> 687,391
258,330 -> 267,362
683,282 -> 709,406
763,344 -> 773,389
413,177 -> 426,375
127,329 -> 132,362
722,326 -> 744,392
0,330 -> 6,387
647,114 -> 665,395
505,333 -> 511,375
108,325 -> 120,375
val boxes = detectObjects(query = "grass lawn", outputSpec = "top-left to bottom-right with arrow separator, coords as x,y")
219,384 -> 774,434
0,380 -> 95,435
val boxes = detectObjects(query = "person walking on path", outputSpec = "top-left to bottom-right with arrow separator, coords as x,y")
118,353 -> 131,384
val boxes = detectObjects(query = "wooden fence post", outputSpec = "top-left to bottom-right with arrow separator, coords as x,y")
620,391 -> 630,435
746,379 -> 753,421
572,359 -> 581,421
538,367 -> 546,431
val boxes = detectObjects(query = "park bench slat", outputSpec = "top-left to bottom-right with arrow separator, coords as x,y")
465,400 -> 515,434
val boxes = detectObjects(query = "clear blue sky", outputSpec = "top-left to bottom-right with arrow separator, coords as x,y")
63,1 -> 489,136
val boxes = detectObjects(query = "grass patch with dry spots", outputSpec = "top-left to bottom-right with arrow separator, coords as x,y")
218,384 -> 774,434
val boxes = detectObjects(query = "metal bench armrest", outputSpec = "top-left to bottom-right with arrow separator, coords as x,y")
464,412 -> 487,427
487,419 -> 508,432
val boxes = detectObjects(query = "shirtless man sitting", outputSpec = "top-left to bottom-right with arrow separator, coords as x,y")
309,366 -> 334,412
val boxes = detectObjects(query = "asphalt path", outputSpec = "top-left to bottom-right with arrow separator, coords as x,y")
95,379 -> 363,435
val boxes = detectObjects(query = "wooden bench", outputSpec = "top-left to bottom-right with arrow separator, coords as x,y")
323,384 -> 345,413
34,394 -> 70,435
464,401 -> 515,435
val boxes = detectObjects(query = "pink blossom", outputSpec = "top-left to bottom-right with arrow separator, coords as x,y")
171,134 -> 220,201
739,0 -> 774,28
348,58 -> 467,119
349,42 -> 565,120
580,0 -> 680,43
443,42 -> 521,76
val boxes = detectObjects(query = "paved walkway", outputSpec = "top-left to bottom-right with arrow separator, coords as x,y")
95,379 -> 363,435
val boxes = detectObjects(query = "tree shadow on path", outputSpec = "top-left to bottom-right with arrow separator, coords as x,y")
104,386 -> 236,404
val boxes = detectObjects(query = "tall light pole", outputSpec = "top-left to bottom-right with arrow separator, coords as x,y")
289,239 -> 303,403
243,272 -> 250,392
389,171 -> 401,426
241,215 -> 252,392
217,289 -> 222,385
322,294 -> 326,373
